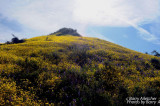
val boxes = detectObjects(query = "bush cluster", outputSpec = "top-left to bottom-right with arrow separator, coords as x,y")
5,34 -> 25,44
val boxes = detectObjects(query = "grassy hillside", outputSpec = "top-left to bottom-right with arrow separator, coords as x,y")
0,34 -> 160,105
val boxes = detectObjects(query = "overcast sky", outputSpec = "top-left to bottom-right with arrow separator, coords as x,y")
0,0 -> 160,53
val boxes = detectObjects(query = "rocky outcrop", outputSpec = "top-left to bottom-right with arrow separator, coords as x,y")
50,28 -> 81,36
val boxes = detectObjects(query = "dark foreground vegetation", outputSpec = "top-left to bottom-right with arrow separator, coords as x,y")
0,34 -> 160,105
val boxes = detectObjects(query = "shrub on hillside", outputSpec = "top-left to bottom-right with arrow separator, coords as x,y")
5,34 -> 25,44
151,50 -> 160,57
42,52 -> 61,65
68,43 -> 90,67
150,58 -> 160,69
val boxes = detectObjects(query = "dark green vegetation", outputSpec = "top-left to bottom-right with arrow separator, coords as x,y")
5,34 -> 25,44
50,27 -> 81,36
151,50 -> 160,57
0,34 -> 160,105
145,50 -> 160,57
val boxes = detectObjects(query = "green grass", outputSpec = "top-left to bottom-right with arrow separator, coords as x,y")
0,34 -> 160,105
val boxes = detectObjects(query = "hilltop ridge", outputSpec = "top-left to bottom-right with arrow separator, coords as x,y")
49,27 -> 81,36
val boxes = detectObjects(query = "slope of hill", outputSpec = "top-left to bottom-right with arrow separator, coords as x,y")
0,34 -> 160,105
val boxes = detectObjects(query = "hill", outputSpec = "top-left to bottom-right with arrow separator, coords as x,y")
0,34 -> 160,105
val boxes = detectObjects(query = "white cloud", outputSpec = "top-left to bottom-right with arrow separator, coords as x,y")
73,0 -> 159,26
149,18 -> 160,36
0,0 -> 160,43
0,0 -> 74,33
0,0 -> 88,36
73,0 -> 160,43
124,19 -> 158,41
